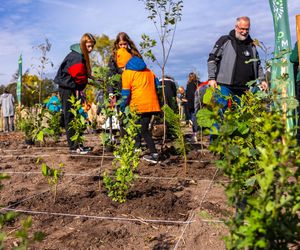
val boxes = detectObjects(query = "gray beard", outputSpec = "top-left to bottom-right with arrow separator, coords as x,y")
235,31 -> 248,41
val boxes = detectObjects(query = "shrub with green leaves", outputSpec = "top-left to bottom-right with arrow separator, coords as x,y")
68,95 -> 88,147
17,105 -> 58,144
199,90 -> 300,249
17,108 -> 36,143
103,107 -> 141,203
44,110 -> 62,142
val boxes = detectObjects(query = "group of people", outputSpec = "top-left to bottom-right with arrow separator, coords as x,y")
54,32 -> 162,163
52,15 -> 300,163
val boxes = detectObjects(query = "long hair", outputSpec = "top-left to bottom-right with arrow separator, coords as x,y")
188,72 -> 199,84
80,33 -> 96,76
112,32 -> 142,61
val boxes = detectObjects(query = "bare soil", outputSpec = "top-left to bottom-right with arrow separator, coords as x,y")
0,131 -> 232,249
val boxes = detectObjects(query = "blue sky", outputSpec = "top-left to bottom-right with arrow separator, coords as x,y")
0,0 -> 298,87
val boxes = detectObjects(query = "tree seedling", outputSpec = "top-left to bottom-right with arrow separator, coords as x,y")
162,104 -> 188,176
103,107 -> 141,203
139,0 -> 183,144
41,163 -> 63,203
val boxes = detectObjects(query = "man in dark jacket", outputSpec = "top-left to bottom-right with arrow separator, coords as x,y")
207,16 -> 268,96
159,75 -> 178,112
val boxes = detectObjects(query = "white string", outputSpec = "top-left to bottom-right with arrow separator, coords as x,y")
200,219 -> 224,223
173,168 -> 220,250
0,154 -> 115,159
0,171 -> 229,183
2,208 -> 195,225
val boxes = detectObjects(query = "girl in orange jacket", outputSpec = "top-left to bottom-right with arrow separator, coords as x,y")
118,48 -> 161,163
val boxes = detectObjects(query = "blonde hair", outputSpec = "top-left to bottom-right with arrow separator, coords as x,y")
80,33 -> 96,76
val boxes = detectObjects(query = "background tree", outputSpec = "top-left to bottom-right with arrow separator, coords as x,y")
92,34 -> 114,66
22,73 -> 40,106
32,38 -> 53,104
19,74 -> 55,107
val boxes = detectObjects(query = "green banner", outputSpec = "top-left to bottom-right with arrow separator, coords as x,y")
17,54 -> 22,105
269,0 -> 295,130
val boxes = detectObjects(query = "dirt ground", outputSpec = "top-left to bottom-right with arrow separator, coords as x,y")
0,131 -> 232,250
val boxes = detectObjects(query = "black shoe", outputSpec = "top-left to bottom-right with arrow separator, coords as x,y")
142,153 -> 159,164
79,145 -> 93,152
69,147 -> 89,155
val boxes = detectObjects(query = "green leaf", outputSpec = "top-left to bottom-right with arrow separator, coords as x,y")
41,163 -> 49,176
5,211 -> 17,222
229,145 -> 239,157
0,232 -> 6,242
222,123 -> 237,135
36,131 -> 44,142
196,108 -> 216,128
203,87 -> 214,105
237,122 -> 249,135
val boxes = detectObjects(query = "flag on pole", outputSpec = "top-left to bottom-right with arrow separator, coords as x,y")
269,0 -> 295,130
17,54 -> 22,105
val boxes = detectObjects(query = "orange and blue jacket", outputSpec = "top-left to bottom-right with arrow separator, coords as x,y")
54,44 -> 88,91
121,56 -> 161,114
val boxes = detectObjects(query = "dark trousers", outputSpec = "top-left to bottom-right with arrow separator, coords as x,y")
191,111 -> 198,133
136,113 -> 157,154
3,116 -> 14,132
184,105 -> 193,121
59,87 -> 76,149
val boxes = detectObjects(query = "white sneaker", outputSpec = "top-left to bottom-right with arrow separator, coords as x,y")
69,147 -> 89,155
142,153 -> 159,164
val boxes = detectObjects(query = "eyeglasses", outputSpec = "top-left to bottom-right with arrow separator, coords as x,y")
236,26 -> 250,31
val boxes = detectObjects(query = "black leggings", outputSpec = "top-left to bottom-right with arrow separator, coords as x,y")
59,87 -> 76,149
136,113 -> 157,154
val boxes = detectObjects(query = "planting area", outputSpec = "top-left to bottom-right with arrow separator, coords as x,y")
0,131 -> 232,249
